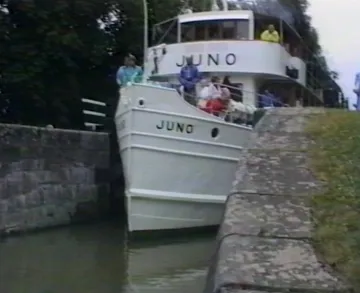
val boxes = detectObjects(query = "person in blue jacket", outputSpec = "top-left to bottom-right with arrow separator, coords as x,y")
259,89 -> 285,108
116,54 -> 143,86
179,56 -> 200,105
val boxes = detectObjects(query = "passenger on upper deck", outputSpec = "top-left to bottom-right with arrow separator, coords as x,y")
116,54 -> 143,86
179,56 -> 200,106
260,25 -> 280,43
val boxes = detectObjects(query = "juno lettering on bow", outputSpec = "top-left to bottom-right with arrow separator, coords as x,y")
156,120 -> 194,134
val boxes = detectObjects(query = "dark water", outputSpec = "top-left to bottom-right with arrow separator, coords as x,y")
0,222 -> 215,293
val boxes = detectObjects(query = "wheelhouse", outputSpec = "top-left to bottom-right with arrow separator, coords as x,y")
149,10 -> 336,107
151,11 -> 254,45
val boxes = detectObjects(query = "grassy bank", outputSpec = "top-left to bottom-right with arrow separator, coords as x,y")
307,110 -> 360,290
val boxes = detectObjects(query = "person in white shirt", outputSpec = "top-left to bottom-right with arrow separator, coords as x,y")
198,78 -> 210,99
208,76 -> 222,99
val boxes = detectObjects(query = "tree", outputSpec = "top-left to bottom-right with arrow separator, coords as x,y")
0,0 -> 338,128
0,0 -> 120,128
0,0 -> 208,128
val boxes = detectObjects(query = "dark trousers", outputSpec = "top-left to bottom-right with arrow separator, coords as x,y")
183,88 -> 196,106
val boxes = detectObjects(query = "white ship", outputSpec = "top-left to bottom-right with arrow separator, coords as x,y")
115,0 -> 324,232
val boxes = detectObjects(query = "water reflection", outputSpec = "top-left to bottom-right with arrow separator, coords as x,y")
0,222 -> 215,293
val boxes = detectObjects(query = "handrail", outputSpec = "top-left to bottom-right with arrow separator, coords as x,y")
125,76 -> 290,109
174,79 -> 290,108
120,79 -> 285,127
211,82 -> 290,108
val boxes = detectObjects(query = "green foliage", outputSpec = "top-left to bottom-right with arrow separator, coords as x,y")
307,111 -> 360,290
0,0 -> 338,129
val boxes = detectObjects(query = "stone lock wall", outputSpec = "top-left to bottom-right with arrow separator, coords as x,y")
0,124 -> 110,235
204,108 -> 352,293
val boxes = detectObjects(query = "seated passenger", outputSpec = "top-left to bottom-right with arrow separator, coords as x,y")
116,54 -> 143,86
208,76 -> 222,99
198,78 -> 210,99
222,76 -> 243,102
202,88 -> 231,116
228,99 -> 257,125
260,25 -> 280,43
259,90 -> 275,108
197,78 -> 210,107
272,94 -> 283,107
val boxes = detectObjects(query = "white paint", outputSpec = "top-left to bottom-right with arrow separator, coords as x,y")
117,8 -> 311,232
115,83 -> 252,231
178,10 -> 252,23
83,110 -> 106,117
81,98 -> 106,106
146,41 -> 306,87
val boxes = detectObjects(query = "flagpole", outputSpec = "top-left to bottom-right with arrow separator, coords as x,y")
143,0 -> 148,81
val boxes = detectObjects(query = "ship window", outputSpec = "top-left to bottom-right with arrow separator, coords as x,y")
180,19 -> 250,42
194,22 -> 207,40
222,21 -> 236,39
181,21 -> 207,42
152,18 -> 178,46
181,23 -> 194,42
235,20 -> 249,39
208,20 -> 222,40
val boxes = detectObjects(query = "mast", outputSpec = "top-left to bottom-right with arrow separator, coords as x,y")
212,0 -> 228,11
221,0 -> 228,11
143,0 -> 148,81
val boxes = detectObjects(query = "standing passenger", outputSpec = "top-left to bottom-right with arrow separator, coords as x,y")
260,25 -> 280,43
116,54 -> 143,86
179,56 -> 200,106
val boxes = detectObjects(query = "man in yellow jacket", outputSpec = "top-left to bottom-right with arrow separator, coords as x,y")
260,25 -> 280,43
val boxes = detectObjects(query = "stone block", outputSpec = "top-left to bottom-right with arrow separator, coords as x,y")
0,124 -> 42,147
0,200 -> 7,213
9,159 -> 46,172
54,166 -> 95,184
73,184 -> 100,203
79,131 -> 109,151
212,235 -> 349,293
233,150 -> 323,195
219,193 -> 311,239
252,132 -> 314,151
41,128 -> 82,148
37,184 -> 74,205
2,211 -> 27,232
254,108 -> 324,134
0,124 -> 112,234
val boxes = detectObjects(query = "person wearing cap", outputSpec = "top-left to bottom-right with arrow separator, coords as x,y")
260,24 -> 280,43
116,54 -> 143,86
179,56 -> 200,106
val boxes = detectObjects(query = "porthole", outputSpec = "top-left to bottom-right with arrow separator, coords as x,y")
211,127 -> 219,138
138,98 -> 145,107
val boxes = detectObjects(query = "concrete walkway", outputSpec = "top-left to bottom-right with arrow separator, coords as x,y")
204,108 -> 352,293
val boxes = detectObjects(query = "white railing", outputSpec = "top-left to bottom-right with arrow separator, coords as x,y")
121,78 -> 289,127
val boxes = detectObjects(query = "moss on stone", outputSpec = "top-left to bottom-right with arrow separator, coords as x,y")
307,110 -> 360,290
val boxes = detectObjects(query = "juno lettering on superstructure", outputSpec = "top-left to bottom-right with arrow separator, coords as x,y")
176,53 -> 236,67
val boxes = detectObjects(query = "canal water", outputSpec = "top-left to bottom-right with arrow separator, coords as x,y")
0,222 -> 215,293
